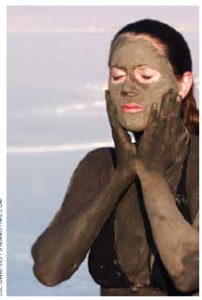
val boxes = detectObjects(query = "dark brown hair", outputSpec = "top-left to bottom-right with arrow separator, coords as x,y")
110,19 -> 199,135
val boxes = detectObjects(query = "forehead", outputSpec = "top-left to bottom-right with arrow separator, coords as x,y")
110,38 -> 170,70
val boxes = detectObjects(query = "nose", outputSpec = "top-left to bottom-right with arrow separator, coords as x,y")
121,76 -> 137,97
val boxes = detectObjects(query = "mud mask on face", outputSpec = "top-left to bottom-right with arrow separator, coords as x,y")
108,37 -> 178,132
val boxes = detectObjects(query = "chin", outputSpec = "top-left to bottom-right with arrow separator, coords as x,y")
118,110 -> 149,132
120,119 -> 147,132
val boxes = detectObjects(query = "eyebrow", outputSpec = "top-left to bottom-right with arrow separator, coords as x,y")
110,65 -> 126,70
135,65 -> 161,71
110,65 -> 160,72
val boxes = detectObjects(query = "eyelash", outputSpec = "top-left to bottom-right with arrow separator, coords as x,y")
141,75 -> 152,79
110,69 -> 160,84
111,74 -> 153,83
112,75 -> 123,80
111,75 -> 126,82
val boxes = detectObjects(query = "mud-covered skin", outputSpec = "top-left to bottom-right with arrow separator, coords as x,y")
105,90 -> 137,178
114,181 -> 150,288
31,105 -> 142,289
106,91 -> 151,287
31,158 -> 134,286
136,90 -> 189,193
101,286 -> 167,296
32,89 -> 199,295
134,91 -> 199,293
186,134 -> 199,221
31,143 -> 198,295
31,91 -> 145,289
109,37 -> 178,131
106,89 -> 199,294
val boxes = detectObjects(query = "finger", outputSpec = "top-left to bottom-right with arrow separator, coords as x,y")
176,94 -> 183,103
170,115 -> 179,135
168,92 -> 180,118
140,104 -> 158,152
164,115 -> 178,146
170,92 -> 181,119
179,123 -> 190,145
159,89 -> 179,118
173,121 -> 189,159
147,103 -> 158,126
144,103 -> 159,140
159,89 -> 172,118
174,100 -> 181,119
105,90 -> 117,128
184,128 -> 190,147
117,126 -> 132,146
174,125 -> 190,162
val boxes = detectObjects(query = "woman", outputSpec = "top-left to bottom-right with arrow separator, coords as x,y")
31,19 -> 199,296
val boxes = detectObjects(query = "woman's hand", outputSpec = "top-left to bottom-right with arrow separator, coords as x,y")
135,89 -> 189,185
105,90 -> 137,180
134,91 -> 198,293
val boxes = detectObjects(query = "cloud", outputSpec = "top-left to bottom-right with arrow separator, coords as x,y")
55,103 -> 86,114
7,141 -> 114,155
55,100 -> 105,115
92,101 -> 105,107
51,83 -> 107,115
85,83 -> 107,92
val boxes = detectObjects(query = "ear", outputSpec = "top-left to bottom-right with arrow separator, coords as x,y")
177,71 -> 193,100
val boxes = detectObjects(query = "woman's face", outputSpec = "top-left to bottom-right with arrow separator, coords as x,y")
108,37 -> 179,131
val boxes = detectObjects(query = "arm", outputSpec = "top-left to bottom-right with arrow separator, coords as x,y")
31,91 -> 137,287
138,169 -> 199,293
135,91 -> 199,293
32,159 -> 131,286
186,134 -> 199,222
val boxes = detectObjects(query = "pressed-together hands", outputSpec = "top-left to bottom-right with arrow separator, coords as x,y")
106,89 -> 189,185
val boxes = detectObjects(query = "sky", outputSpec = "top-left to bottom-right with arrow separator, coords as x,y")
7,5 -> 199,296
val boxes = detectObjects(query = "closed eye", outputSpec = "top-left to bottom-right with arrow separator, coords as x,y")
142,75 -> 152,79
110,67 -> 126,84
111,75 -> 125,82
134,67 -> 161,84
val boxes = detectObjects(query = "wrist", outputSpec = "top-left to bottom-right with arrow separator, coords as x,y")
135,160 -> 164,180
137,167 -> 165,186
113,168 -> 135,187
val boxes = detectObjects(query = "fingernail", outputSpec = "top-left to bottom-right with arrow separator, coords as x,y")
176,94 -> 183,102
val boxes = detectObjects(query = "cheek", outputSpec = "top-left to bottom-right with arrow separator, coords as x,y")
145,76 -> 178,105
109,82 -> 122,99
158,73 -> 179,94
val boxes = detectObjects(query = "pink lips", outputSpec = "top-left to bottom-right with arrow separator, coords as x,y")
121,103 -> 144,113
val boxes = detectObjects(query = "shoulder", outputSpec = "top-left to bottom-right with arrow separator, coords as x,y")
82,147 -> 116,168
62,147 -> 116,203
68,147 -> 116,190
